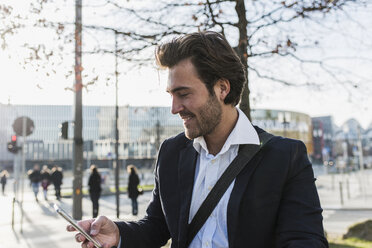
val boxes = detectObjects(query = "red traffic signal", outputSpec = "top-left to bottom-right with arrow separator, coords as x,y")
7,135 -> 19,154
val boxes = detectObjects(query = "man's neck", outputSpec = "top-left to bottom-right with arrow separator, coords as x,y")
204,107 -> 238,156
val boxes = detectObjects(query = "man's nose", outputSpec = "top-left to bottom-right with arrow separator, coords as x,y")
171,97 -> 183,115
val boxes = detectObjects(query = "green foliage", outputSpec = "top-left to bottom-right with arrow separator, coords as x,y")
61,184 -> 155,197
328,220 -> 372,247
329,237 -> 372,248
343,220 -> 372,241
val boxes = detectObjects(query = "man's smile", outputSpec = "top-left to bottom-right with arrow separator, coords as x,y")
180,112 -> 195,125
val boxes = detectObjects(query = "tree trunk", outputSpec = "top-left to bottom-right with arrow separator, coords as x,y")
235,0 -> 251,120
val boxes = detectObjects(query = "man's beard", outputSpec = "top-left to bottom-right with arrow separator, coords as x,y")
181,94 -> 222,140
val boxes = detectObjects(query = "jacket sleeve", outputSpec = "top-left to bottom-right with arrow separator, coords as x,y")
275,140 -> 328,248
115,141 -> 170,248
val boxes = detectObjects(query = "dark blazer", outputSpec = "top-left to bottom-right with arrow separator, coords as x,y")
116,127 -> 328,248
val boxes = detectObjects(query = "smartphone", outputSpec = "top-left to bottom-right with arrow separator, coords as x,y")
54,204 -> 102,248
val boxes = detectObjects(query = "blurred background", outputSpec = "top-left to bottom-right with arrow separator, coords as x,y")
1,0 -> 372,247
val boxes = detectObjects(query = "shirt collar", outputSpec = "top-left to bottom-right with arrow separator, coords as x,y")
193,108 -> 260,155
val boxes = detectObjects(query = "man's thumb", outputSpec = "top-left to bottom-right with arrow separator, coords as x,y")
90,216 -> 105,236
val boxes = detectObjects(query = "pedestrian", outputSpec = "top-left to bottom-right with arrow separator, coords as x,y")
50,165 -> 63,200
0,170 -> 9,195
88,165 -> 101,218
28,164 -> 41,202
40,165 -> 51,201
127,165 -> 140,215
68,31 -> 328,248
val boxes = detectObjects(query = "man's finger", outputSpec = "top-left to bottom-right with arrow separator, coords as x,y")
67,224 -> 76,232
81,240 -> 89,248
102,243 -> 117,248
82,239 -> 96,248
87,241 -> 95,248
75,233 -> 86,243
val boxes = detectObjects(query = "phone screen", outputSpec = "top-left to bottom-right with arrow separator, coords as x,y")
54,204 -> 102,248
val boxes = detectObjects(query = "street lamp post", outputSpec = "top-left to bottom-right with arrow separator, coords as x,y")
342,126 -> 349,173
357,126 -> 366,200
357,126 -> 364,172
278,112 -> 290,137
72,0 -> 84,220
114,30 -> 120,218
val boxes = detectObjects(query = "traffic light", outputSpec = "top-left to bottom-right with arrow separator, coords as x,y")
59,121 -> 68,139
7,135 -> 19,154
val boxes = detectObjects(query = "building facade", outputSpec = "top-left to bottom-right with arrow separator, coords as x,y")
311,116 -> 335,165
251,109 -> 313,154
0,104 -> 183,170
312,116 -> 372,169
1,104 -> 314,171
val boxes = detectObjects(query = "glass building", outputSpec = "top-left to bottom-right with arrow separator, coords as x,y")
0,104 -> 183,170
1,104 -> 313,170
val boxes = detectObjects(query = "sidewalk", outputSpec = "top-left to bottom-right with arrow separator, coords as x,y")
0,189 -> 152,248
316,169 -> 372,237
316,169 -> 372,209
2,169 -> 372,247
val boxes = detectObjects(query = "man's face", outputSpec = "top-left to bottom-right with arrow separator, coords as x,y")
166,59 -> 222,140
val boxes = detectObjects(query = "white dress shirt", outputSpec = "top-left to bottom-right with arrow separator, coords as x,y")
188,108 -> 259,248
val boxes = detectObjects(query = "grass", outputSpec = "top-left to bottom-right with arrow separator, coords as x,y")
61,184 -> 154,197
329,237 -> 372,248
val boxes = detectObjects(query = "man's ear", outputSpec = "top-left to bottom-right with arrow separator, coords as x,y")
214,79 -> 230,101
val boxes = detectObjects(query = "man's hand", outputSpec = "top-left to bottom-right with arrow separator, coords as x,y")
67,216 -> 120,248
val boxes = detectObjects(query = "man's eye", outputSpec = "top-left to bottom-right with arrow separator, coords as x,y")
179,93 -> 189,97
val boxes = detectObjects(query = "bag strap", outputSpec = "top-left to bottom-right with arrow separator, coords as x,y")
185,132 -> 274,247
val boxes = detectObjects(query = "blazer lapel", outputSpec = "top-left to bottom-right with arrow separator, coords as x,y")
177,141 -> 197,247
227,144 -> 265,248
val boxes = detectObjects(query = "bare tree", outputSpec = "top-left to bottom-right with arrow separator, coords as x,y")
1,0 -> 371,119
0,4 -> 22,50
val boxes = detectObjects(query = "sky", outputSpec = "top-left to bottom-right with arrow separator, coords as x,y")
1,0 -> 372,129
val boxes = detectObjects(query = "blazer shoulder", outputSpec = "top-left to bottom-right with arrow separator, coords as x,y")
260,135 -> 312,180
261,131 -> 308,156
160,132 -> 192,153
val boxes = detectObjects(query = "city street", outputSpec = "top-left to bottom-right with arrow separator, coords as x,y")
0,187 -> 152,248
1,168 -> 372,247
1,1 -> 371,247
316,167 -> 372,239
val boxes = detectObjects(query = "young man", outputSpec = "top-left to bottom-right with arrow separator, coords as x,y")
68,31 -> 328,248
28,164 -> 41,202
50,165 -> 63,200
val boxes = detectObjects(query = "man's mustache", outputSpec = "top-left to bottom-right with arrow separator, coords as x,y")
179,111 -> 195,118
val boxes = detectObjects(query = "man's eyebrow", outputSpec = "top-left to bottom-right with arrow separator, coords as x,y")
166,86 -> 190,94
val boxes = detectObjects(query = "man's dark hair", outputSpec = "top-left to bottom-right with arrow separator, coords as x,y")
155,31 -> 246,106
